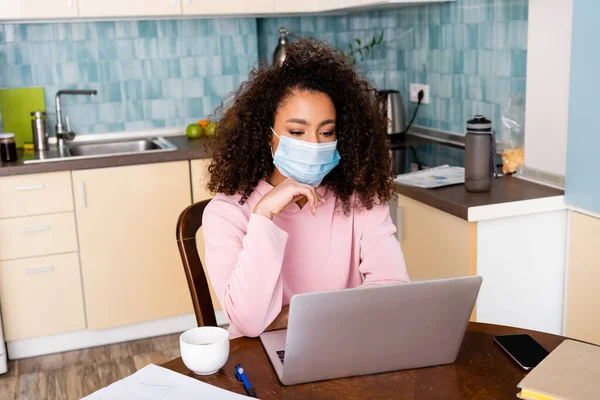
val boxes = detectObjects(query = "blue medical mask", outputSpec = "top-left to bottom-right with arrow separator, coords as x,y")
271,127 -> 341,187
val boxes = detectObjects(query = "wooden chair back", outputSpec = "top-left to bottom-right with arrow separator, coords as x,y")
176,199 -> 217,327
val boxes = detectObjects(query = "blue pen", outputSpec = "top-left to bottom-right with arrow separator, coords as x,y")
235,364 -> 257,398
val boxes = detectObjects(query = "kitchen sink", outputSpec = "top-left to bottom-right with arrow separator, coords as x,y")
68,138 -> 169,157
23,137 -> 177,164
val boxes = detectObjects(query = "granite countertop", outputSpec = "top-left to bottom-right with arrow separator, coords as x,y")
394,176 -> 564,221
0,136 -> 212,177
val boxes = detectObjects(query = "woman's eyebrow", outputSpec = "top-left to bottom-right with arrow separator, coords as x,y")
286,118 -> 309,125
318,119 -> 336,126
285,118 -> 336,126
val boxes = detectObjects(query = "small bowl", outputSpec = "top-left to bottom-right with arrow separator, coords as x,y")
180,326 -> 230,375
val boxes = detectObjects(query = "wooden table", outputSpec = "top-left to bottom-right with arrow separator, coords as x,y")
162,322 -> 566,399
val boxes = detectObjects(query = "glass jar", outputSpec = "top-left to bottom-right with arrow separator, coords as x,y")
0,133 -> 18,163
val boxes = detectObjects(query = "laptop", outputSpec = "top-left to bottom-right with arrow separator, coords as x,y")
260,276 -> 482,385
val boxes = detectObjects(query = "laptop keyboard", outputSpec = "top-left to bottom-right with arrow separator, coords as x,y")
276,350 -> 285,364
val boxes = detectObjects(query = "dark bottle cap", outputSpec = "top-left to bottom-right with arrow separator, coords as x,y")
466,115 -> 492,133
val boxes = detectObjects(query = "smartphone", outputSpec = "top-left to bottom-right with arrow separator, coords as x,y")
494,334 -> 549,371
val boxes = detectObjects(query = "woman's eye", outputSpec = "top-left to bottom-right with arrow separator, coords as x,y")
320,131 -> 335,137
289,131 -> 304,136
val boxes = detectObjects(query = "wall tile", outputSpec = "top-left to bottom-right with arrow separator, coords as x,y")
121,80 -> 143,101
133,38 -> 158,59
137,21 -> 158,38
99,61 -> 120,82
4,43 -> 32,64
96,22 -> 116,39
78,62 -> 100,83
31,64 -> 54,85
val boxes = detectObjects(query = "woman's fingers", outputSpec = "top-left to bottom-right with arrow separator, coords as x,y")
285,178 -> 325,217
301,187 -> 319,216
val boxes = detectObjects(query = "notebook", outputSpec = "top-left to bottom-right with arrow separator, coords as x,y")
83,364 -> 252,399
517,340 -> 600,400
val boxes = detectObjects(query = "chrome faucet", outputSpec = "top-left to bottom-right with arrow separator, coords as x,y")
55,89 -> 97,151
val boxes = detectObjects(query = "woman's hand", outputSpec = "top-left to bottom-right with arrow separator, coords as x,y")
265,305 -> 290,332
253,178 -> 325,219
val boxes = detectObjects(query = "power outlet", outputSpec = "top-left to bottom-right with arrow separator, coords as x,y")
409,84 -> 430,104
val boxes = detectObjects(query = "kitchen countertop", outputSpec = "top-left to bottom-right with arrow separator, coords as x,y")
394,176 -> 565,221
0,136 -> 212,177
0,132 -> 449,178
0,132 -> 565,222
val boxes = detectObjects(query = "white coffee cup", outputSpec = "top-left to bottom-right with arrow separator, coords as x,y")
180,326 -> 230,375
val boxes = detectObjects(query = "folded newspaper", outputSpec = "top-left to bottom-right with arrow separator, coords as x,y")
394,165 -> 465,189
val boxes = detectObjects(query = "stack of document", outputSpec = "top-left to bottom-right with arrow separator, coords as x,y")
394,165 -> 465,189
517,340 -> 600,400
84,364 -> 252,399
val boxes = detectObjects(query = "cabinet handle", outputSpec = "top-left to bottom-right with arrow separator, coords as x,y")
25,266 -> 54,274
67,0 -> 73,8
19,225 -> 50,233
80,181 -> 87,208
396,206 -> 404,242
16,184 -> 45,191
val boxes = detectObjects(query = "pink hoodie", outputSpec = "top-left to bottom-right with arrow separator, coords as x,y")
202,180 -> 410,338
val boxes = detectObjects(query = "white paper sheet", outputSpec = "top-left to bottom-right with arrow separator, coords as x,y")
394,165 -> 465,189
83,364 -> 252,400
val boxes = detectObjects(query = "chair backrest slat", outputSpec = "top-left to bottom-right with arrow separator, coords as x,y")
176,199 -> 217,327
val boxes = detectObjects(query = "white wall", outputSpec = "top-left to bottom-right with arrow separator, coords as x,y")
476,210 -> 568,335
524,0 -> 573,177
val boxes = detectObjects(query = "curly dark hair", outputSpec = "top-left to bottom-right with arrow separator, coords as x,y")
207,39 -> 394,214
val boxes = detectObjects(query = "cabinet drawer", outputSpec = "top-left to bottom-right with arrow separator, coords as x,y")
0,171 -> 73,219
0,213 -> 78,261
0,253 -> 86,341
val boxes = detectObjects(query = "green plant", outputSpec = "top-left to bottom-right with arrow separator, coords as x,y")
343,30 -> 385,64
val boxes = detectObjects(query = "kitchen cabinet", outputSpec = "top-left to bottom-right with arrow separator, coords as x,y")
0,253 -> 86,341
320,0 -> 343,10
78,0 -> 181,17
190,158 -> 213,203
0,171 -> 73,219
396,194 -> 476,282
565,211 -> 600,345
342,0 -> 453,8
342,0 -> 364,7
182,0 -> 274,15
274,0 -> 319,13
0,0 -> 79,20
0,212 -> 78,261
72,161 -> 193,330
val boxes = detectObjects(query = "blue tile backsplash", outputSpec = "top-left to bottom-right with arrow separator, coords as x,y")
0,0 -> 528,136
0,19 -> 258,135
258,0 -> 528,134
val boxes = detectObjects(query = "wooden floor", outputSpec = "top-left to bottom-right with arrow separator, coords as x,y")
0,332 -> 182,400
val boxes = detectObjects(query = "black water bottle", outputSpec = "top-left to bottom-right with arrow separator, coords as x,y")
465,115 -> 492,192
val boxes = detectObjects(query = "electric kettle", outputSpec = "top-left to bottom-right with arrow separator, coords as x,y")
378,90 -> 406,135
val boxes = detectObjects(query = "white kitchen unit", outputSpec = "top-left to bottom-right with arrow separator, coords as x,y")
78,0 -> 182,18
395,183 -> 568,335
0,0 -> 79,19
476,210 -> 567,335
183,0 -> 275,15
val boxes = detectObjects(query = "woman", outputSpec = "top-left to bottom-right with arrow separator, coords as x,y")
203,39 -> 409,338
